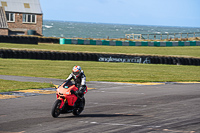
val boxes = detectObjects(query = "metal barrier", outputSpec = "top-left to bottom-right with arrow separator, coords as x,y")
60,38 -> 200,46
125,32 -> 200,40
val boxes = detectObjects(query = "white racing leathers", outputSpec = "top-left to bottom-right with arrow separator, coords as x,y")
66,70 -> 86,93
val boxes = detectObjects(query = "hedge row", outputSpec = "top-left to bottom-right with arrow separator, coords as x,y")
0,49 -> 200,66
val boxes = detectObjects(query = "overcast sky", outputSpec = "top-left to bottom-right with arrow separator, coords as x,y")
40,0 -> 200,27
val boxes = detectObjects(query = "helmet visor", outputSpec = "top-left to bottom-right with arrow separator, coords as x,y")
73,71 -> 80,76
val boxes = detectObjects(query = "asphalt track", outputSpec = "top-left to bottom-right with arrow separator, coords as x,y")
0,75 -> 200,133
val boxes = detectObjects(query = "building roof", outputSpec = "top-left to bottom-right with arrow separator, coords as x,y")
0,0 -> 42,14
0,6 -> 8,28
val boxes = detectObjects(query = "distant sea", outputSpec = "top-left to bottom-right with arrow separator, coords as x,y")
43,20 -> 200,40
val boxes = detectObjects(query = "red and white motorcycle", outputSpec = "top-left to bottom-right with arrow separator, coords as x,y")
51,80 -> 87,118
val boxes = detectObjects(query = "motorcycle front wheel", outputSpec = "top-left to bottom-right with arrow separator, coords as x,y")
73,97 -> 85,116
51,99 -> 61,118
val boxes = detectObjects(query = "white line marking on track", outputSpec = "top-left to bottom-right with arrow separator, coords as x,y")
79,121 -> 161,128
88,102 -> 147,107
79,121 -> 142,127
90,122 -> 98,124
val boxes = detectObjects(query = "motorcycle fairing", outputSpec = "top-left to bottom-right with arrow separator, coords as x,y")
56,82 -> 78,108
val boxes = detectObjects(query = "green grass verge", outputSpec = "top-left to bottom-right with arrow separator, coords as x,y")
1,43 -> 200,57
1,58 -> 200,83
1,42 -> 200,92
0,79 -> 54,92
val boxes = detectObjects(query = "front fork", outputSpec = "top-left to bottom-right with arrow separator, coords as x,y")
57,97 -> 66,109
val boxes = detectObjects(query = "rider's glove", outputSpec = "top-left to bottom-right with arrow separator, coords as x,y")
79,86 -> 86,93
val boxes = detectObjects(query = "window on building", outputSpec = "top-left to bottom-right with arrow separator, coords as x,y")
6,12 -> 15,22
1,1 -> 7,7
23,14 -> 36,23
24,3 -> 30,8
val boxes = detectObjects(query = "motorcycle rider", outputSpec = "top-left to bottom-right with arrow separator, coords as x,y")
66,66 -> 86,98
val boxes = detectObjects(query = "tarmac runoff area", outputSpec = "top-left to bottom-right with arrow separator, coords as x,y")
0,75 -> 200,133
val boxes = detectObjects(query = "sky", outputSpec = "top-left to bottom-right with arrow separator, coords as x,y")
40,0 -> 200,27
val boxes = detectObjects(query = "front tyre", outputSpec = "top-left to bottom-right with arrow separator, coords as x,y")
51,99 -> 61,118
73,97 -> 85,116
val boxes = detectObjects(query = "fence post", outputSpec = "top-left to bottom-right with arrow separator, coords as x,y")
167,33 -> 169,40
194,32 -> 195,37
174,33 -> 176,39
160,34 -> 162,40
187,33 -> 188,38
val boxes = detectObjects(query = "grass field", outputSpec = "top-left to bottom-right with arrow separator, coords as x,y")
0,79 -> 54,92
1,43 -> 200,57
1,58 -> 200,82
0,43 -> 200,92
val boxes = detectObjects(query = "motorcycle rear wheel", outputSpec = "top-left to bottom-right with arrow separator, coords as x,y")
73,97 -> 85,116
51,99 -> 61,118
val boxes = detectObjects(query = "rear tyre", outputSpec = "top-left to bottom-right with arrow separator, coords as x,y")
51,99 -> 61,118
73,97 -> 85,116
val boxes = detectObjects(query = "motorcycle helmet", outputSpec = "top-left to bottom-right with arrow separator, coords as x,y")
72,66 -> 81,77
